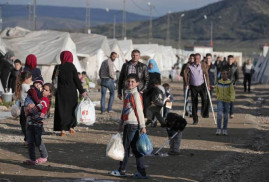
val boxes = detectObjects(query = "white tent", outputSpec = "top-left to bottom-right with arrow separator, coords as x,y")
1,26 -> 31,39
0,37 -> 6,55
252,51 -> 269,84
133,43 -> 164,70
70,33 -> 111,80
118,39 -> 133,61
2,30 -> 82,82
108,39 -> 125,71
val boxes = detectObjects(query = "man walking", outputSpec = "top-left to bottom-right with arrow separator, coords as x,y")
184,53 -> 210,125
99,52 -> 117,113
117,49 -> 149,100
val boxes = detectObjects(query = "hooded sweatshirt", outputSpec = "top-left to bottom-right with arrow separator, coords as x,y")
121,87 -> 145,128
216,79 -> 235,102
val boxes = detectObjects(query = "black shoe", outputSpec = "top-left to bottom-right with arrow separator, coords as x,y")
193,119 -> 198,125
146,120 -> 152,126
152,122 -> 157,127
202,115 -> 209,118
160,123 -> 166,128
189,114 -> 192,118
185,111 -> 188,116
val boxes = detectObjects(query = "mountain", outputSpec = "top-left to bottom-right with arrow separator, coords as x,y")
0,4 -> 150,30
92,0 -> 269,54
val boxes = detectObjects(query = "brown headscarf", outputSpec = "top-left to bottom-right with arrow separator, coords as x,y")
60,51 -> 73,64
25,54 -> 37,70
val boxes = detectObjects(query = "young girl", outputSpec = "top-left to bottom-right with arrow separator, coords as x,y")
14,71 -> 32,146
24,83 -> 55,165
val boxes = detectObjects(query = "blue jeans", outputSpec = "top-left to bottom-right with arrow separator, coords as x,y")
230,102 -> 234,115
27,124 -> 48,161
119,124 -> 146,175
101,78 -> 115,113
217,101 -> 229,130
183,85 -> 192,115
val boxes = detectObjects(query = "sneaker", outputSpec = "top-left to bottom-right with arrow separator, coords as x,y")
36,157 -> 47,164
108,110 -> 115,113
109,170 -> 126,177
23,159 -> 36,165
168,151 -> 180,155
230,114 -> 234,119
223,130 -> 228,136
151,121 -> 157,127
216,129 -> 221,135
132,172 -> 149,179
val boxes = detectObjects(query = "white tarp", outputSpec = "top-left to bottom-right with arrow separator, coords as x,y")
252,51 -> 269,84
2,30 -> 82,82
118,39 -> 133,61
0,37 -> 6,55
1,26 -> 31,39
108,39 -> 125,71
71,33 -> 111,79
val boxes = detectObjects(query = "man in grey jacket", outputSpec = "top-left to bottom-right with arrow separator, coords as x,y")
99,52 -> 117,113
117,49 -> 149,100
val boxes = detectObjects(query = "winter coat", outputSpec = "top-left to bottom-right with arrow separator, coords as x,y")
216,79 -> 235,102
118,60 -> 149,95
207,63 -> 217,86
227,63 -> 239,85
0,57 -> 13,92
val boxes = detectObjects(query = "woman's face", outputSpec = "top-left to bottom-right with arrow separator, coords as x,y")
25,76 -> 32,84
149,63 -> 153,69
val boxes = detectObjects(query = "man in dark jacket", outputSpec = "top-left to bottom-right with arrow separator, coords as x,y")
117,49 -> 149,100
227,55 -> 239,119
215,56 -> 227,80
184,53 -> 210,125
0,51 -> 15,92
180,54 -> 195,117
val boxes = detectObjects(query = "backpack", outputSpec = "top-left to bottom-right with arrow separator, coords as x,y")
151,87 -> 164,107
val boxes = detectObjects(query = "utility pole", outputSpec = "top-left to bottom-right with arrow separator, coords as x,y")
85,0 -> 91,33
122,0 -> 126,39
33,0 -> 36,30
113,15 -> 116,39
148,2 -> 153,44
0,7 -> 2,32
166,11 -> 171,46
210,21 -> 213,47
178,14 -> 184,49
27,3 -> 32,30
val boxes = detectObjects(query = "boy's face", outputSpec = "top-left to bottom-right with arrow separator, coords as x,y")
221,71 -> 228,80
34,82 -> 42,90
126,78 -> 139,90
82,74 -> 86,78
14,63 -> 22,71
228,57 -> 234,64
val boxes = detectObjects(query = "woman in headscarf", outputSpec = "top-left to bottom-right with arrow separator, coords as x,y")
54,51 -> 87,136
24,54 -> 42,82
143,59 -> 161,117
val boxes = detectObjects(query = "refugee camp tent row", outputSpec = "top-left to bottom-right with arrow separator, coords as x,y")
252,50 -> 269,84
2,28 -> 82,82
70,33 -> 111,80
108,39 -> 125,71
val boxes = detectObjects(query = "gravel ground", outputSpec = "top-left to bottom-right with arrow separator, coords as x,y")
0,79 -> 268,182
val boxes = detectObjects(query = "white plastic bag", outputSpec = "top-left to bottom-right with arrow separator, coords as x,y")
11,103 -> 20,118
106,133 -> 124,161
76,97 -> 96,125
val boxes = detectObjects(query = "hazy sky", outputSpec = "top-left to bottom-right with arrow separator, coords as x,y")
3,0 -> 222,16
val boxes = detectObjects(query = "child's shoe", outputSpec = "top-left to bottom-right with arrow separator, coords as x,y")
216,129 -> 221,135
230,114 -> 234,119
23,159 -> 36,165
146,119 -> 152,126
36,157 -> 47,164
222,130 -> 228,136
109,170 -> 126,177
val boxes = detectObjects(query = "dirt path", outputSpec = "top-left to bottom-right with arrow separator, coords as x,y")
0,79 -> 268,182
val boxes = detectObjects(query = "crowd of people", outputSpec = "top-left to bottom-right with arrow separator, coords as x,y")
0,49 -> 253,179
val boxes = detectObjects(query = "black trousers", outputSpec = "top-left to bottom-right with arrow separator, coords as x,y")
243,73 -> 251,92
190,84 -> 209,122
